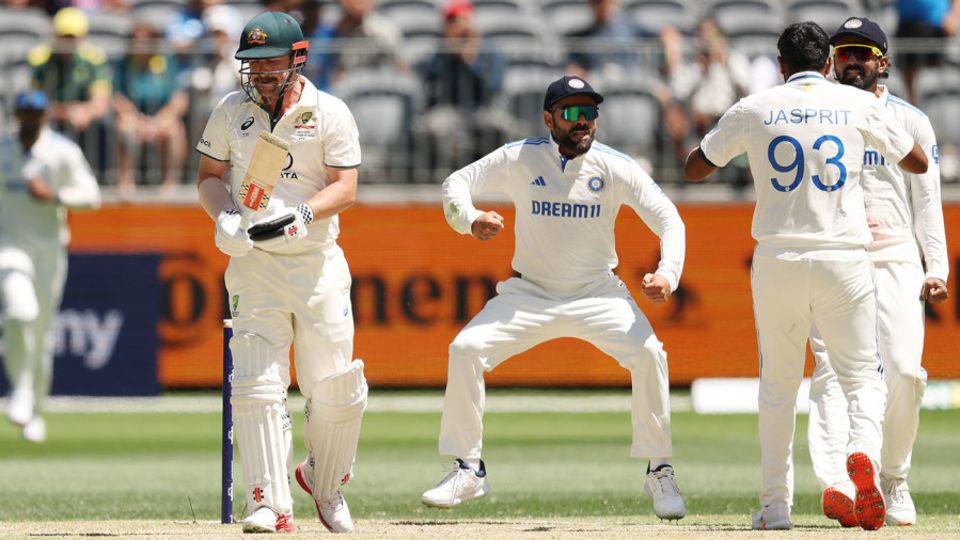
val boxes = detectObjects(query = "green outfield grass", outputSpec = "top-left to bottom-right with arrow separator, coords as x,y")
1,393 -> 958,531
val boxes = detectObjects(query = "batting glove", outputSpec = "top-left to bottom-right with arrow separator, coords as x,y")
248,203 -> 313,248
215,208 -> 253,257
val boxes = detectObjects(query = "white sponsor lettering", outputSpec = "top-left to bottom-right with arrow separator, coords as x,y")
54,309 -> 124,369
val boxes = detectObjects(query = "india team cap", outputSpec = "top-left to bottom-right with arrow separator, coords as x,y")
15,90 -> 48,111
235,11 -> 305,60
543,76 -> 604,111
830,16 -> 888,54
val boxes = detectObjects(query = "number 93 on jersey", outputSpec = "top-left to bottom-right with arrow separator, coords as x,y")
767,134 -> 848,193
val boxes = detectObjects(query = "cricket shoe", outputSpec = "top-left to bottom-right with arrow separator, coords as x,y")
241,506 -> 297,533
882,477 -> 916,526
295,462 -> 354,533
421,459 -> 490,508
7,384 -> 33,426
822,482 -> 857,527
643,464 -> 686,520
847,452 -> 885,530
21,415 -> 46,443
751,502 -> 793,530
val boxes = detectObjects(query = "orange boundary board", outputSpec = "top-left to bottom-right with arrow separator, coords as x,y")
68,203 -> 960,387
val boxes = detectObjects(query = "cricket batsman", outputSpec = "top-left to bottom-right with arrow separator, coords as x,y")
807,16 -> 949,529
195,11 -> 365,533
422,75 -> 688,521
1,90 -> 101,443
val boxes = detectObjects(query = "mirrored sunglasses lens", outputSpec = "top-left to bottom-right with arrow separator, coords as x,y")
837,47 -> 874,62
561,106 -> 598,121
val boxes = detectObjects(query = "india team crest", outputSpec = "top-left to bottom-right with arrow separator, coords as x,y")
247,28 -> 268,45
588,176 -> 604,192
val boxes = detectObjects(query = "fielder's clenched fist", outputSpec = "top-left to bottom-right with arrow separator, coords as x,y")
471,211 -> 504,241
642,273 -> 671,303
922,277 -> 949,304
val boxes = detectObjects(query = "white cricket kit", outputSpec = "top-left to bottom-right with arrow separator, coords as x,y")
440,136 -> 685,461
198,78 -> 361,255
0,127 -> 100,414
197,78 -> 362,516
808,86 -> 949,489
700,71 -> 916,509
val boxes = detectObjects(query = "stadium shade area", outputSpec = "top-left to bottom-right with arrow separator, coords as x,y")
1,0 -> 959,191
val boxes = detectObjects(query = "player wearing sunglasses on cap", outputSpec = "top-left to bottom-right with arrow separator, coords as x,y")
423,75 -> 687,521
805,16 -> 949,529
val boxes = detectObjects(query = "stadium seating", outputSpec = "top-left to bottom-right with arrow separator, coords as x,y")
331,67 -> 423,182
538,0 -> 595,37
86,11 -> 133,60
0,7 -> 51,62
592,73 -> 662,159
916,65 -> 960,146
504,64 -> 559,134
131,0 -> 187,30
785,0 -> 860,31
625,0 -> 696,34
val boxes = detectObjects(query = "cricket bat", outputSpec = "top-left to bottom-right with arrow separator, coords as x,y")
236,131 -> 290,212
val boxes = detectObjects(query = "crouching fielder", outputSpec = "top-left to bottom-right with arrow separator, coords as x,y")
422,76 -> 687,520
196,11 -> 365,534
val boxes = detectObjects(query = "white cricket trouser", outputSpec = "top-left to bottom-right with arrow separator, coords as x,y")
225,244 -> 354,514
0,243 -> 67,414
438,273 -> 673,461
751,247 -> 885,509
808,259 -> 925,488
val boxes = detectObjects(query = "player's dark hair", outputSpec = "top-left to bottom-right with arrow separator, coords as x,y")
778,22 -> 830,74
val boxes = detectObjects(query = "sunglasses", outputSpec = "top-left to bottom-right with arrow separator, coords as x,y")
555,104 -> 599,122
833,43 -> 884,62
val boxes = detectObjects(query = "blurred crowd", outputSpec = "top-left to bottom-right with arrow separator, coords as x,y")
1,0 -> 960,193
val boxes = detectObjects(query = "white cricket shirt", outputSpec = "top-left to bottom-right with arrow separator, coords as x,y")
197,77 -> 361,253
863,86 -> 948,281
701,71 -> 915,250
0,126 -> 100,265
442,136 -> 685,293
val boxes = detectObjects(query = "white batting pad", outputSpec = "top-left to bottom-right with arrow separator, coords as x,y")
230,332 -> 294,514
305,360 -> 368,501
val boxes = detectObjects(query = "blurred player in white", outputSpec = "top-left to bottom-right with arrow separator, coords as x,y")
807,17 -> 949,529
0,90 -> 100,442
422,75 -> 687,520
196,11 -> 365,534
684,22 -> 928,531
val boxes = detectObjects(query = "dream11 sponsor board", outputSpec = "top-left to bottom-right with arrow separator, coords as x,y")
0,254 -> 161,396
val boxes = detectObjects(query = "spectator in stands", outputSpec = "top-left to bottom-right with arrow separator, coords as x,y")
659,20 -> 750,170
29,7 -> 112,139
566,0 -> 646,79
417,0 -> 512,172
3,0 -> 34,10
166,0 -> 221,54
112,21 -> 190,195
895,0 -> 960,103
200,4 -> 243,104
307,0 -> 405,89
70,0 -> 131,13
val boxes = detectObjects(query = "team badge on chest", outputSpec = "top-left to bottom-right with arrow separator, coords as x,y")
587,176 -> 605,192
292,110 -> 317,142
